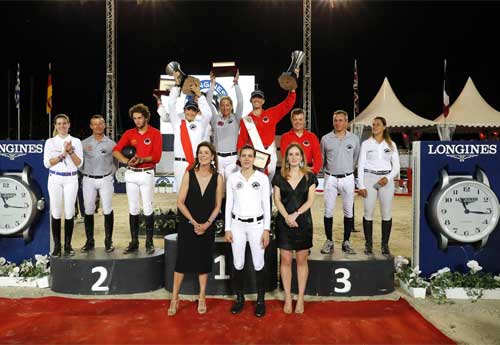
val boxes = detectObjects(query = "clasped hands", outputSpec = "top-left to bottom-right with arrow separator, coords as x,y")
358,177 -> 388,198
192,220 -> 210,236
127,156 -> 144,167
285,212 -> 299,228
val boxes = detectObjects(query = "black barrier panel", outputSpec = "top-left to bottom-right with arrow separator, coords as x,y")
290,249 -> 395,296
51,248 -> 165,295
164,234 -> 278,295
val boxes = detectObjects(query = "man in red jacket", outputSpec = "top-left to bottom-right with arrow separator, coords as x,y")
237,88 -> 296,181
280,108 -> 322,175
113,103 -> 162,255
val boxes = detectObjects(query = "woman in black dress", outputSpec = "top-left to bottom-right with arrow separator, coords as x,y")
272,143 -> 317,314
168,142 -> 223,316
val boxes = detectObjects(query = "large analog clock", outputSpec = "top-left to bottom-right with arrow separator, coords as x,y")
427,167 -> 500,250
0,165 -> 45,241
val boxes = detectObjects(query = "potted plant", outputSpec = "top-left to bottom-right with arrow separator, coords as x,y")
430,260 -> 500,303
165,181 -> 173,193
156,181 -> 168,193
395,256 -> 429,299
0,255 -> 50,288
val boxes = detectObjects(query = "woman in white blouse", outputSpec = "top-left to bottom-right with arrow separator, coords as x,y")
357,116 -> 400,256
43,114 -> 83,257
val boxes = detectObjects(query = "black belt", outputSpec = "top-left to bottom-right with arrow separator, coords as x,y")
127,167 -> 154,172
174,157 -> 187,162
232,214 -> 264,223
217,151 -> 238,157
83,172 -> 111,179
325,171 -> 353,178
364,169 -> 391,175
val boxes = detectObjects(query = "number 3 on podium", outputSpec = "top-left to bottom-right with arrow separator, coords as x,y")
334,268 -> 351,293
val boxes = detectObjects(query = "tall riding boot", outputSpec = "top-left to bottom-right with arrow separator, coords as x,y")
64,218 -> 75,256
145,214 -> 155,254
381,219 -> 392,256
320,216 -> 334,254
230,269 -> 245,314
254,269 -> 266,317
104,211 -> 115,252
363,218 -> 373,255
123,214 -> 139,254
80,215 -> 95,252
51,217 -> 62,257
342,217 -> 356,254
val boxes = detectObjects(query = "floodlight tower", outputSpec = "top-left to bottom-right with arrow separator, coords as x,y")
303,0 -> 312,130
105,0 -> 117,140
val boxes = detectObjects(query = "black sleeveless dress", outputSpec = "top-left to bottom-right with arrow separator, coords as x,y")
272,172 -> 318,251
175,170 -> 217,274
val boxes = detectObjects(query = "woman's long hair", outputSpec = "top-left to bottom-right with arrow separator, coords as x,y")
372,116 -> 395,150
191,141 -> 218,173
280,143 -> 310,180
52,114 -> 70,137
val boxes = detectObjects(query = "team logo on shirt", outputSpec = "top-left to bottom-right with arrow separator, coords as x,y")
262,116 -> 270,123
100,149 -> 107,155
144,138 -> 152,145
217,121 -> 224,127
131,139 -> 137,145
189,123 -> 197,130
228,118 -> 234,124
236,182 -> 243,190
303,140 -> 310,147
346,144 -> 353,150
251,182 -> 261,189
384,148 -> 391,153
85,145 -> 93,152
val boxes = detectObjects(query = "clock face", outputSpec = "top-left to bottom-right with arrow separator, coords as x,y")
0,176 -> 35,235
436,180 -> 500,243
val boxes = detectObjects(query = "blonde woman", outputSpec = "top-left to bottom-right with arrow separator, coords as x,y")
272,143 -> 317,314
43,114 -> 83,257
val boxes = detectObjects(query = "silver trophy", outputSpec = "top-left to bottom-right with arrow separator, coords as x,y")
165,61 -> 200,96
278,50 -> 305,91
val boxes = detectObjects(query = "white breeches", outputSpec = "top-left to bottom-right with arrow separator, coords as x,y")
174,160 -> 189,193
362,172 -> 394,221
323,174 -> 355,218
124,169 -> 155,216
48,174 -> 78,219
82,175 -> 114,215
230,218 -> 265,271
218,155 -> 238,180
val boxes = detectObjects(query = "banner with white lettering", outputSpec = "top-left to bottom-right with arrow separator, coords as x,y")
413,141 -> 500,277
0,140 -> 50,264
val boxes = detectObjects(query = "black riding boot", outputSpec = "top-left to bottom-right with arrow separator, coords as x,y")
51,217 -> 62,257
230,268 -> 245,314
64,218 -> 75,256
254,269 -> 266,317
80,214 -> 95,252
323,216 -> 333,241
381,219 -> 392,256
145,214 -> 155,254
342,217 -> 356,254
363,218 -> 373,255
123,214 -> 139,254
104,211 -> 114,252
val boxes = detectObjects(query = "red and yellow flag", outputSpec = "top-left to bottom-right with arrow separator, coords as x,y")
46,63 -> 52,115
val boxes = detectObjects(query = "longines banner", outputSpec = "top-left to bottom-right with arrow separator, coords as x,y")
0,140 -> 50,264
413,141 -> 500,277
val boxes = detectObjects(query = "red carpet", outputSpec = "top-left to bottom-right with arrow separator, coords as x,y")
0,297 -> 454,344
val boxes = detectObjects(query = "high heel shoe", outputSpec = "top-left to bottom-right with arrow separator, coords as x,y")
167,299 -> 179,316
283,296 -> 293,314
295,299 -> 304,314
198,298 -> 207,314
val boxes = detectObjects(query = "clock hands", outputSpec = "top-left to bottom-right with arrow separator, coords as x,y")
460,199 -> 470,211
464,209 -> 492,215
0,194 -> 8,207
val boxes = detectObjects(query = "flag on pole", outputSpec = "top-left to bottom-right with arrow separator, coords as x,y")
14,63 -> 20,109
353,59 -> 359,117
443,59 -> 450,118
47,63 -> 53,115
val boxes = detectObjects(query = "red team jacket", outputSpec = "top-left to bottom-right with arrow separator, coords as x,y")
237,91 -> 296,150
113,126 -> 163,169
280,129 -> 322,175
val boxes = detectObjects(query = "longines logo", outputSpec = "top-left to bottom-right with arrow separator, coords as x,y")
428,144 -> 497,162
200,80 -> 228,96
0,144 -> 43,160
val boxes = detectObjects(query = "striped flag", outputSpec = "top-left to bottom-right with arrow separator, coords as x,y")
47,63 -> 53,115
443,59 -> 450,118
14,63 -> 20,109
353,59 -> 359,117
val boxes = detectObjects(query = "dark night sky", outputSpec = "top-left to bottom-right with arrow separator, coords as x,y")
1,0 -> 500,140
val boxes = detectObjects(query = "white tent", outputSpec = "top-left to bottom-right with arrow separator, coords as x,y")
434,77 -> 500,127
351,77 -> 435,128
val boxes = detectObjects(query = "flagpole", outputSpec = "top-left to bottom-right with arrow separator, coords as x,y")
7,69 -> 11,140
47,62 -> 52,138
16,63 -> 21,140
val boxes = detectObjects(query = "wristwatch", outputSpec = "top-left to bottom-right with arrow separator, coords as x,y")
0,164 -> 46,242
427,167 -> 499,250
